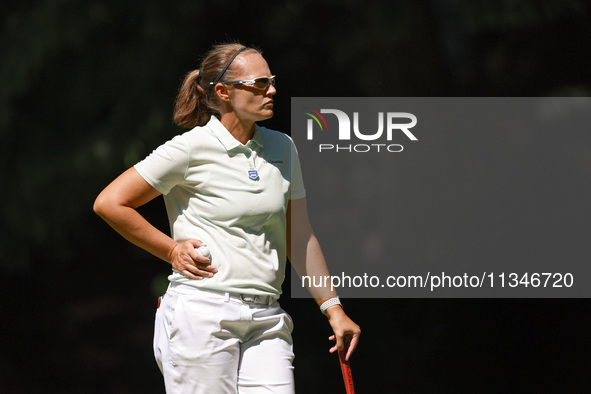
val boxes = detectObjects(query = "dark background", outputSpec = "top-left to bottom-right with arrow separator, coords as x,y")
1,1 -> 590,392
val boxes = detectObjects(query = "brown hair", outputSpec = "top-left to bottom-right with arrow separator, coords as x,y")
173,43 -> 261,129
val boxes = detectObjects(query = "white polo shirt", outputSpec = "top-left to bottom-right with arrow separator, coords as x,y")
134,116 -> 306,297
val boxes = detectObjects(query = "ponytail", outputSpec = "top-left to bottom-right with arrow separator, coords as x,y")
173,69 -> 210,129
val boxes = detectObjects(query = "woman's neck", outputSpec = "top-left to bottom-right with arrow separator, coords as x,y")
219,113 -> 255,145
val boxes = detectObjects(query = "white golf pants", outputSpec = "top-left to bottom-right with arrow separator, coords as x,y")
154,282 -> 295,393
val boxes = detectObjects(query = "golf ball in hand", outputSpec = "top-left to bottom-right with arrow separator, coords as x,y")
196,246 -> 211,259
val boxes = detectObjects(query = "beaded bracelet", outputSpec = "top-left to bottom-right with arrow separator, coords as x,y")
320,296 -> 342,315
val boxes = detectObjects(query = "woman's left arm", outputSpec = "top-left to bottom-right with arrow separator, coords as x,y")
287,198 -> 361,360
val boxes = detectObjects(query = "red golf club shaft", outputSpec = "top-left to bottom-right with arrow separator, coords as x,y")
338,349 -> 355,393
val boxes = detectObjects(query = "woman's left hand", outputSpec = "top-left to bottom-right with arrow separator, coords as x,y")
326,307 -> 360,361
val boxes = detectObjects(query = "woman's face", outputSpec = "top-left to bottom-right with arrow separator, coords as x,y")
226,52 -> 277,123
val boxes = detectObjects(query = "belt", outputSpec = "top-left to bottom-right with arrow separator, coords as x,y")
168,282 -> 278,306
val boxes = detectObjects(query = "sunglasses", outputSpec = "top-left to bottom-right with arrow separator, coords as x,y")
211,75 -> 276,90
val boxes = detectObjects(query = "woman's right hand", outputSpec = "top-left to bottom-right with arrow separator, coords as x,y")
169,240 -> 218,280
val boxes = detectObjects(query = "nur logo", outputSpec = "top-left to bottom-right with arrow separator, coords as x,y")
303,107 -> 418,153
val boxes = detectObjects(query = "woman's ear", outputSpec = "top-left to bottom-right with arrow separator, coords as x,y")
214,83 -> 231,102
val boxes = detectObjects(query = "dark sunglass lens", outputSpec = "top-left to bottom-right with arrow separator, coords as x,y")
253,77 -> 275,89
253,78 -> 269,89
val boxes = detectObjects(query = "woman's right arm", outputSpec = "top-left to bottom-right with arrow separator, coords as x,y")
93,167 -> 217,279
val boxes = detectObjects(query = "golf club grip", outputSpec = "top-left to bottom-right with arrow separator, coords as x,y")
338,349 -> 355,394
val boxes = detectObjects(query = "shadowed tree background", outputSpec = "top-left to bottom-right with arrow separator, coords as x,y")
1,0 -> 590,392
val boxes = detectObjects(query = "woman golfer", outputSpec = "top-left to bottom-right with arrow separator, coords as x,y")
94,42 -> 360,393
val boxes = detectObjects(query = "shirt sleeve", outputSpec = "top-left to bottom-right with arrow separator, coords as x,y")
289,137 -> 306,200
134,135 -> 189,195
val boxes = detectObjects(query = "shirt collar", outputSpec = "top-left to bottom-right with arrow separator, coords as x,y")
207,116 -> 264,152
